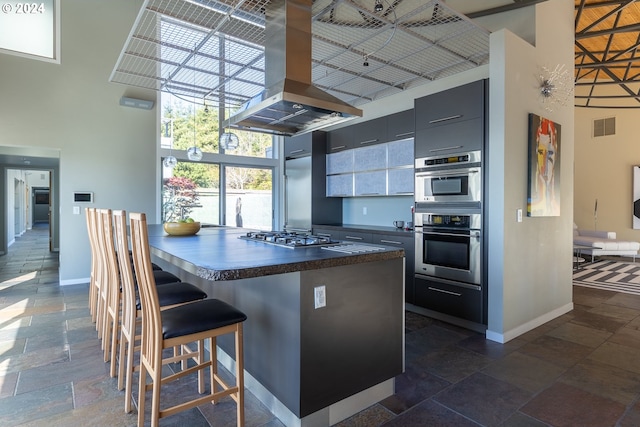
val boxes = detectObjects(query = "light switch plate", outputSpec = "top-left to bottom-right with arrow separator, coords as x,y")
517,208 -> 523,222
73,206 -> 80,215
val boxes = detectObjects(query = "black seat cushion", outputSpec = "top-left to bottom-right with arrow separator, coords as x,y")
152,270 -> 181,285
126,249 -> 161,270
136,282 -> 207,310
161,299 -> 247,339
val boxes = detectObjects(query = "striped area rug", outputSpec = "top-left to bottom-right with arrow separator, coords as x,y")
573,260 -> 640,295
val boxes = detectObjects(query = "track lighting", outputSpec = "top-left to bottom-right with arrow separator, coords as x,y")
374,0 -> 383,12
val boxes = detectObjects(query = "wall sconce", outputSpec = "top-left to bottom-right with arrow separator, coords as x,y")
119,96 -> 155,110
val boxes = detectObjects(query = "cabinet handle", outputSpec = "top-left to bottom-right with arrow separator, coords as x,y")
428,145 -> 463,153
429,114 -> 462,124
360,192 -> 380,195
394,131 -> 414,138
289,149 -> 305,154
359,139 -> 378,145
380,239 -> 402,245
316,233 -> 331,237
428,287 -> 461,297
344,235 -> 363,240
331,145 -> 346,151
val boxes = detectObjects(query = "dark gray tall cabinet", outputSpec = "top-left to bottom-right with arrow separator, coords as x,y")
284,131 -> 342,231
414,80 -> 487,157
413,79 -> 488,327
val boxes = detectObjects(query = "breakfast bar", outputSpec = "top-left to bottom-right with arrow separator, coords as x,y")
146,225 -> 405,427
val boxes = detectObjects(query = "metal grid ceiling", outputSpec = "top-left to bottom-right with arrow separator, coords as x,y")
110,0 -> 490,111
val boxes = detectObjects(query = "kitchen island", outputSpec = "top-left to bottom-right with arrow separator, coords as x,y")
146,225 -> 405,427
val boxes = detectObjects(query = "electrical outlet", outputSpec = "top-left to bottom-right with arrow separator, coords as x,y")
517,208 -> 523,223
314,285 -> 326,309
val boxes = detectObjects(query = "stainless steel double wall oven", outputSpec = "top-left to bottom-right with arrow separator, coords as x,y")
413,150 -> 485,325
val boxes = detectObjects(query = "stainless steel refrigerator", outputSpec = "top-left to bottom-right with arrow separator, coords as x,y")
284,132 -> 342,232
285,156 -> 313,231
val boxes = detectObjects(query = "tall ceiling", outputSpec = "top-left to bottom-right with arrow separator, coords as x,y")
110,0 -> 540,113
108,0 -> 640,112
575,0 -> 640,108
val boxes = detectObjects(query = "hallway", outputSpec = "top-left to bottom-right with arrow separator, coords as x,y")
4,226 -> 640,426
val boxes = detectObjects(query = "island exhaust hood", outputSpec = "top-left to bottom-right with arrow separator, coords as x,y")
221,0 -> 363,137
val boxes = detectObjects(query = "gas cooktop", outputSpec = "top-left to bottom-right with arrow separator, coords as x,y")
239,231 -> 339,248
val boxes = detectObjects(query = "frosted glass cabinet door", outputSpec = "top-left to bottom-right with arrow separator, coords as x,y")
388,168 -> 414,195
326,174 -> 354,197
354,171 -> 386,196
326,150 -> 354,175
387,139 -> 414,167
353,144 -> 387,172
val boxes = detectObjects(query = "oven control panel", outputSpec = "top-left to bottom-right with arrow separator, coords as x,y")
415,213 -> 481,230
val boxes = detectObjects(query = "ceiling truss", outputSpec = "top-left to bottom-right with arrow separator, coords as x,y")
575,0 -> 640,108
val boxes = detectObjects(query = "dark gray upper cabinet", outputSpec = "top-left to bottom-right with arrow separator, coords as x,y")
414,117 -> 484,158
284,133 -> 312,158
414,79 -> 487,156
415,80 -> 485,130
327,126 -> 354,153
351,117 -> 388,147
387,109 -> 415,141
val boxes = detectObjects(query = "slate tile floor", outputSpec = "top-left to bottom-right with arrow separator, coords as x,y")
3,225 -> 640,426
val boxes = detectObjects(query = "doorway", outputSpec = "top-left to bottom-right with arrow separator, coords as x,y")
33,187 -> 50,224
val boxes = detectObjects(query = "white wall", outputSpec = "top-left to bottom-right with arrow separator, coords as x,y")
26,171 -> 49,188
0,0 -> 157,284
5,169 -> 23,243
486,0 -> 575,342
574,106 -> 640,242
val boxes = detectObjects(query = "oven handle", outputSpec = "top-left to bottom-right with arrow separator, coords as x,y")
415,229 -> 481,239
415,169 -> 480,178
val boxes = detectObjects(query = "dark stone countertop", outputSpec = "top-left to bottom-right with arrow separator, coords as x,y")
146,225 -> 404,281
313,223 -> 415,236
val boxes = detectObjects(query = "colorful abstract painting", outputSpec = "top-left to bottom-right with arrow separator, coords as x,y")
527,113 -> 561,217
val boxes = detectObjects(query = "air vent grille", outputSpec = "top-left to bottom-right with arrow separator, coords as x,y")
593,117 -> 615,137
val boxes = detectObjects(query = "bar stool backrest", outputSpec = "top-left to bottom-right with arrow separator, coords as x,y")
113,210 -> 136,341
85,207 -> 99,320
129,212 -> 163,370
100,209 -> 120,321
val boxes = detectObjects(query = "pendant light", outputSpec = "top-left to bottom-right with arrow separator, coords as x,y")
163,155 -> 178,168
219,36 -> 239,151
187,45 -> 203,161
162,113 -> 177,168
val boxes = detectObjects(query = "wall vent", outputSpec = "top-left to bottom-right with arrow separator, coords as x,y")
593,117 -> 616,137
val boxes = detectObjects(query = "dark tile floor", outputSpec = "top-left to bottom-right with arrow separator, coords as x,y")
2,225 -> 640,426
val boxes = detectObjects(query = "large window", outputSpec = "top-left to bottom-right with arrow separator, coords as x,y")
162,162 -> 220,224
0,0 -> 59,62
225,166 -> 273,230
160,95 -> 273,158
160,93 -> 276,230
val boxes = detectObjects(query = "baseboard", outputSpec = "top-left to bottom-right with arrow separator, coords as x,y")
59,277 -> 90,286
485,302 -> 574,343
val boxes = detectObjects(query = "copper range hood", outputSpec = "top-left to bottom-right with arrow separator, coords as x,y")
222,0 -> 363,137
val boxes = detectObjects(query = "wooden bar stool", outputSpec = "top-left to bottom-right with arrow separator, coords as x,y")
129,212 -> 246,427
84,207 -> 100,324
112,210 -> 208,413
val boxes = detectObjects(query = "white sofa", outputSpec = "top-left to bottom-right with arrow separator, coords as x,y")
573,224 -> 640,261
